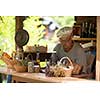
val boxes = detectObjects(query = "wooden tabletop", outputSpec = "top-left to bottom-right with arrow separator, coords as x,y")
0,67 -> 90,83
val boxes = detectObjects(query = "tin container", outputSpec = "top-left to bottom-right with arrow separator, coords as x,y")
28,62 -> 34,73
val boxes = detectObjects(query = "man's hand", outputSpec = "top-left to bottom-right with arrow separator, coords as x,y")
72,62 -> 83,75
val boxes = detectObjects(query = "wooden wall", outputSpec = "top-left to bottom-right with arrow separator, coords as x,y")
96,16 -> 100,81
75,16 -> 96,25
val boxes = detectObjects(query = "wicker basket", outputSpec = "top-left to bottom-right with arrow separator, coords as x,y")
59,57 -> 83,75
62,66 -> 73,77
38,46 -> 47,53
25,45 -> 47,53
45,57 -> 74,77
0,56 -> 17,70
58,57 -> 74,77
14,65 -> 28,72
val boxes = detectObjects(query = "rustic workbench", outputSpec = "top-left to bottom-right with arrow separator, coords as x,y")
0,67 -> 90,83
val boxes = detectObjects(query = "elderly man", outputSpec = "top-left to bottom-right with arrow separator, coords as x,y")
51,26 -> 87,74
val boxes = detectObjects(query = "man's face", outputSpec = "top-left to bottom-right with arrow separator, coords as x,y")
59,35 -> 73,52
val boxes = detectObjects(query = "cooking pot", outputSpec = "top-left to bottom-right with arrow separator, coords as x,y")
15,29 -> 29,47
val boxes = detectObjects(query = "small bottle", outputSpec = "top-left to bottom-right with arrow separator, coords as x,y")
33,48 -> 40,73
81,22 -> 85,38
36,51 -> 40,65
88,23 -> 92,38
45,59 -> 50,76
91,23 -> 96,38
84,22 -> 89,38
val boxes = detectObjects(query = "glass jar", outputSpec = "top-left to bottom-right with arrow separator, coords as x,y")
33,61 -> 40,73
28,62 -> 34,73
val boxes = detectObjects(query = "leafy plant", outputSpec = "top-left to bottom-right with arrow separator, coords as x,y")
51,16 -> 75,27
23,16 -> 46,46
0,16 -> 15,53
0,16 -> 15,65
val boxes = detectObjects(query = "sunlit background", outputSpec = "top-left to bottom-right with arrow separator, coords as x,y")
0,16 -> 74,64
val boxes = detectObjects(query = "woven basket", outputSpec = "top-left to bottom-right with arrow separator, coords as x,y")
62,66 -> 73,77
0,56 -> 17,70
45,57 -> 74,77
14,65 -> 28,72
59,57 -> 83,75
25,45 -> 47,53
58,57 -> 74,77
38,46 -> 47,53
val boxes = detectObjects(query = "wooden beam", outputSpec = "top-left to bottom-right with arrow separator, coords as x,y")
15,16 -> 25,50
15,16 -> 24,32
96,16 -> 100,81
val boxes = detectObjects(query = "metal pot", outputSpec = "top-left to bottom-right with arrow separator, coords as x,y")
15,29 -> 29,47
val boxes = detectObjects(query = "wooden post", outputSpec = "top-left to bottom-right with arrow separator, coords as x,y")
15,16 -> 24,31
96,16 -> 100,81
15,16 -> 25,51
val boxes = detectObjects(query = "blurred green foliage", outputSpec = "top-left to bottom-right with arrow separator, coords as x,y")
0,16 -> 74,64
0,16 -> 15,65
0,16 -> 74,52
23,16 -> 46,46
0,16 -> 15,53
23,16 -> 74,51
51,16 -> 75,27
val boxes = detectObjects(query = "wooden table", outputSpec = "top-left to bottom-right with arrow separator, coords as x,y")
0,67 -> 90,83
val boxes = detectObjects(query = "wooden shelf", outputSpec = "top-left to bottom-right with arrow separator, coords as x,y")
72,38 -> 96,41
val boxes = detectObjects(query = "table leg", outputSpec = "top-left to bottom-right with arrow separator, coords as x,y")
0,73 -> 2,83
